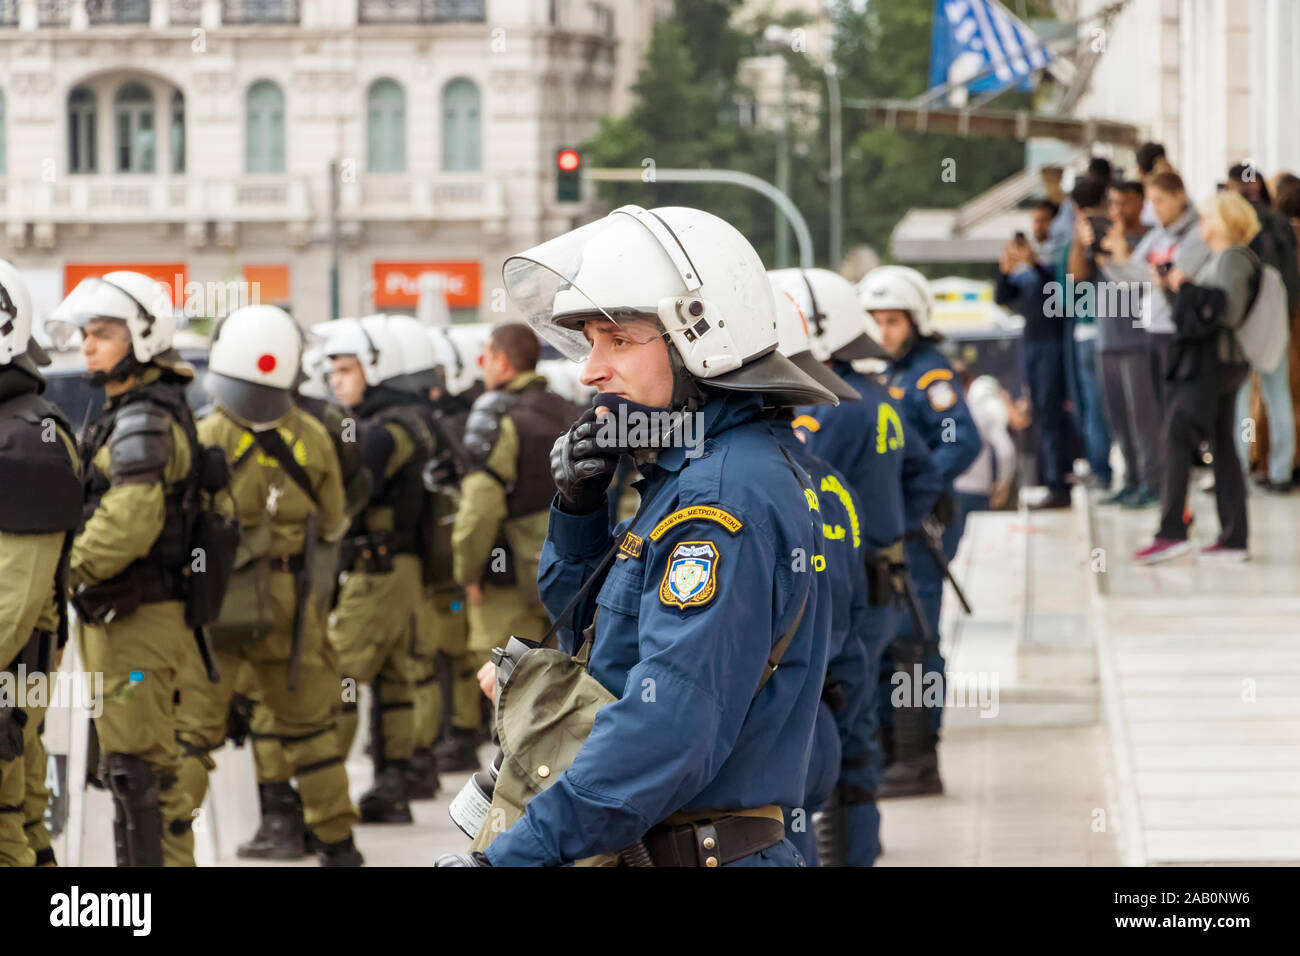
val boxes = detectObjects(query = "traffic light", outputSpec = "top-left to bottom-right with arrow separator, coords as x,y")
556,148 -> 581,202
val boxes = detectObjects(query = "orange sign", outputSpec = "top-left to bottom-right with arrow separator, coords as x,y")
64,263 -> 189,306
372,260 -> 481,309
243,265 -> 291,305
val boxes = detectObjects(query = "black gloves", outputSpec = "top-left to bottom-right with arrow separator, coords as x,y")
551,406 -> 619,515
434,851 -> 492,867
931,491 -> 956,528
0,707 -> 28,763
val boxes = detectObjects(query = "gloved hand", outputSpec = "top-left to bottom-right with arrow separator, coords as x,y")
931,491 -> 956,528
435,851 -> 492,867
0,707 -> 28,763
550,406 -> 619,515
226,692 -> 254,747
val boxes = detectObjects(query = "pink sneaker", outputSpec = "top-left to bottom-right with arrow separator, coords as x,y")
1134,538 -> 1194,565
1198,543 -> 1249,562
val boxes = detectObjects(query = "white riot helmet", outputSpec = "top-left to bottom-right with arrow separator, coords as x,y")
856,265 -> 937,339
207,305 -> 302,429
769,268 -> 888,365
315,316 -> 404,388
0,259 -> 50,376
382,314 -> 439,395
48,270 -> 179,367
427,326 -> 475,397
503,205 -> 837,407
298,344 -> 331,401
770,281 -> 860,403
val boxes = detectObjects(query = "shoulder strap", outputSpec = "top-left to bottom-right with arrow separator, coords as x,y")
254,426 -> 319,507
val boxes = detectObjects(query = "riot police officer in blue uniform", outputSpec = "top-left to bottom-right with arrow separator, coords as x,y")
762,281 -> 875,866
773,267 -> 942,860
857,266 -> 982,798
434,205 -> 840,867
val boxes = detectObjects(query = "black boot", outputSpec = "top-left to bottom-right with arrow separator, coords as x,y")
358,762 -> 414,824
407,747 -> 441,800
878,736 -> 943,799
434,726 -> 483,773
106,753 -> 164,867
317,834 -> 364,867
237,782 -> 307,860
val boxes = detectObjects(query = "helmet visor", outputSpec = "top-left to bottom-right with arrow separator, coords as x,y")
46,277 -> 142,349
502,210 -> 697,362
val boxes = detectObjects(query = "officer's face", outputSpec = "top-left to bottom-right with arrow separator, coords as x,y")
871,310 -> 913,358
580,318 -> 673,408
330,355 -> 367,407
81,318 -> 131,374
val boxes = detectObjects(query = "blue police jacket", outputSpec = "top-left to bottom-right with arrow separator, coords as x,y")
797,364 -> 944,546
882,342 -> 983,487
484,390 -> 832,866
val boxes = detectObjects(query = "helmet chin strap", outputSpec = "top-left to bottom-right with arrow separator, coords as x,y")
667,346 -> 705,415
87,350 -> 141,387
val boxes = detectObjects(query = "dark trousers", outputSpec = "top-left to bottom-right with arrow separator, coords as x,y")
1024,339 -> 1070,495
1099,349 -> 1162,491
1157,386 -> 1248,548
1147,332 -> 1174,415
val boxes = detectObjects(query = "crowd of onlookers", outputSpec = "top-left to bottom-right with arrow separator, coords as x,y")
995,143 -> 1300,563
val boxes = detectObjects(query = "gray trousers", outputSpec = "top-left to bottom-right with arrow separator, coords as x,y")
1099,348 -> 1162,491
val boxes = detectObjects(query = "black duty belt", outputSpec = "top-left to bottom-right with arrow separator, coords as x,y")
643,814 -> 786,867
269,553 -> 306,574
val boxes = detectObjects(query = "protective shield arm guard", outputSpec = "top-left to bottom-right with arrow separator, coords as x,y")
70,421 -> 189,590
450,418 -> 517,586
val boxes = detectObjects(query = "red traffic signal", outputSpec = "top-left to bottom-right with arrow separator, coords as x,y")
557,149 -> 581,172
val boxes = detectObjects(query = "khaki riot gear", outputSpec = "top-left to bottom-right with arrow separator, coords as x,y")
71,367 -> 198,867
452,372 -> 579,661
174,405 -> 358,852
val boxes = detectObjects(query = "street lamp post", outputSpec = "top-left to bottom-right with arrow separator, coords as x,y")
825,60 -> 843,271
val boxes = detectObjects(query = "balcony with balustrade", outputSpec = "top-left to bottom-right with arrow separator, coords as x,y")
1,0 -> 488,28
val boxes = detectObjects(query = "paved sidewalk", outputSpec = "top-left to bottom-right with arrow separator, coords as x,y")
1089,479 -> 1300,864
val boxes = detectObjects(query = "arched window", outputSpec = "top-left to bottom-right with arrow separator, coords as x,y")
441,78 -> 481,172
366,78 -> 406,173
114,82 -> 155,173
246,80 -> 285,174
68,86 -> 98,174
171,89 -> 185,174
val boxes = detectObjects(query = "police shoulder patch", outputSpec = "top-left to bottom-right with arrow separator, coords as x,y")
790,414 -> 820,434
659,540 -> 719,609
927,380 -> 957,411
648,505 -> 743,541
916,367 -> 954,390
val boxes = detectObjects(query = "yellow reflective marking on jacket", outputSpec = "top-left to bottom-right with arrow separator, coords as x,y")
232,428 -> 309,469
876,402 -> 905,455
819,474 -> 861,549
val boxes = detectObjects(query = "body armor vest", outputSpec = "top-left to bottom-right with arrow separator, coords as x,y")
0,390 -> 82,534
79,383 -> 195,601
503,382 -> 581,519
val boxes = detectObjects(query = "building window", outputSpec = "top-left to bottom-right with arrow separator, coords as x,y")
441,78 -> 480,172
366,79 -> 406,173
86,0 -> 150,24
246,80 -> 285,174
114,83 -> 156,173
222,0 -> 300,24
171,90 -> 185,174
0,0 -> 18,27
68,87 -> 98,175
37,0 -> 71,26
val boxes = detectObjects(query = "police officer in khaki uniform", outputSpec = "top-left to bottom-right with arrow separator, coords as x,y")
439,324 -> 578,771
173,305 -> 362,866
0,260 -> 81,868
47,270 -> 202,867
321,315 -> 433,823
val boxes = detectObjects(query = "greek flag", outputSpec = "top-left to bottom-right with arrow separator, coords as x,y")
928,0 -> 1053,99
